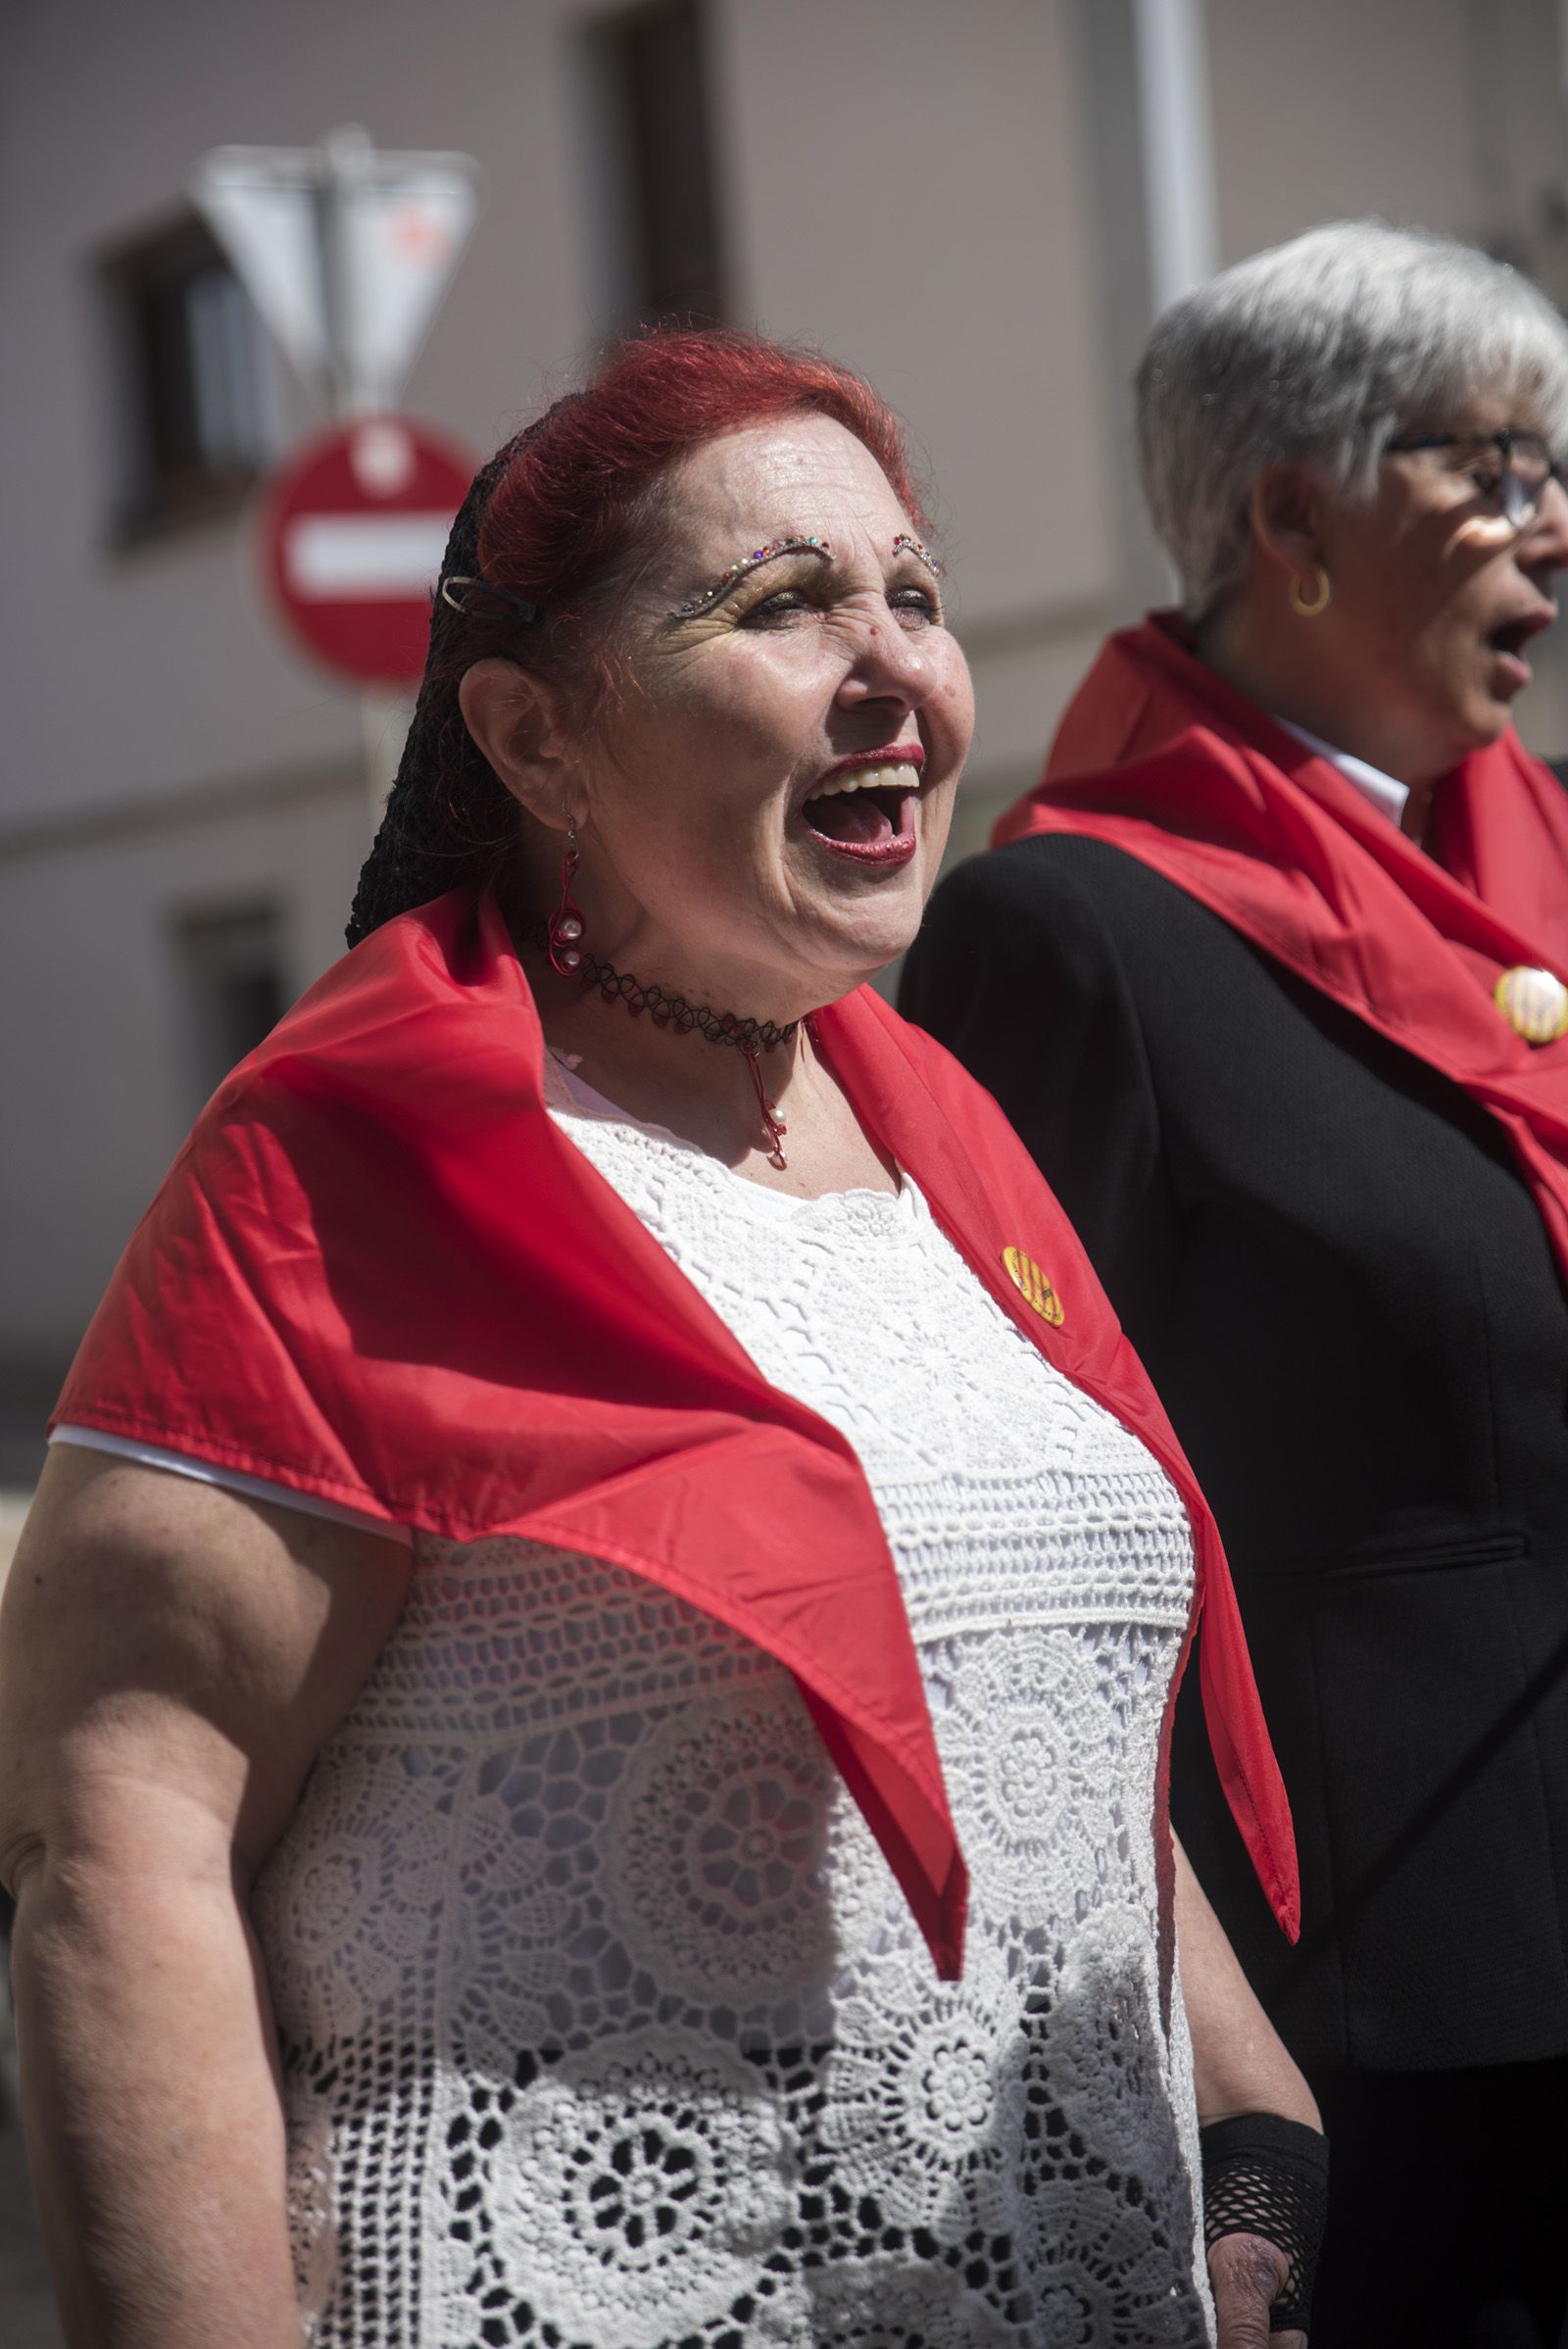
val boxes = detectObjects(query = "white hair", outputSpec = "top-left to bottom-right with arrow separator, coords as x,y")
1137,220 -> 1568,619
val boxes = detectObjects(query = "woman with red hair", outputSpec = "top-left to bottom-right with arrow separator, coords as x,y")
2,331 -> 1315,2347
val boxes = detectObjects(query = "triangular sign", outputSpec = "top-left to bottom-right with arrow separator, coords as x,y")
191,133 -> 483,414
338,167 -> 481,412
192,152 -> 331,397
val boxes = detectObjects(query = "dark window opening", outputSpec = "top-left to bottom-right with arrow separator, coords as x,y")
596,0 -> 725,326
101,212 -> 270,540
175,904 -> 287,1104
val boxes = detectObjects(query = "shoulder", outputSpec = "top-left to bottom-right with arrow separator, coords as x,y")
917,834 -> 1212,967
906,841 -> 1226,1047
0,1445 -> 411,1893
845,987 -> 1067,1174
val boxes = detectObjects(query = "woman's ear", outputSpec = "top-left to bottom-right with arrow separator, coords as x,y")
458,660 -> 574,826
1247,463 -> 1328,584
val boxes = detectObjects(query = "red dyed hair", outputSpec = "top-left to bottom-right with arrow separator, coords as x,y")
348,328 -> 926,943
477,327 -> 928,618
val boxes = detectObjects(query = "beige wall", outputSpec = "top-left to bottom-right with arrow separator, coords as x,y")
5,0 -> 1568,1444
0,780 -> 368,1358
1207,0 -> 1477,257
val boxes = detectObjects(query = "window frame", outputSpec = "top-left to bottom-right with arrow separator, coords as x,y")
96,208 -> 278,547
583,0 -> 727,333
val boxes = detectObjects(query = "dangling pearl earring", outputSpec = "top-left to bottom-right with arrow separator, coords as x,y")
548,818 -> 586,976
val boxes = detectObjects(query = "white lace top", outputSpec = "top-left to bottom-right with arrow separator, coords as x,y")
251,1057 -> 1214,2347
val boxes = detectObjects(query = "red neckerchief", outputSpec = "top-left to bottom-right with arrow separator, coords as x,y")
998,612 -> 1568,1273
56,886 -> 1299,1969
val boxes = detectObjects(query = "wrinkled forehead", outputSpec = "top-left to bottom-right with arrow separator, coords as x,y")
654,415 -> 911,563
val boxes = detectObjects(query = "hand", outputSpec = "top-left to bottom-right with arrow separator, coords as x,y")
1208,2230 -> 1306,2349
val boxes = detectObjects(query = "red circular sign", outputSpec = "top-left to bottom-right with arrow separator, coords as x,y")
259,415 -> 474,685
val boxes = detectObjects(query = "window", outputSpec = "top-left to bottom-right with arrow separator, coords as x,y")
592,0 -> 725,326
100,212 -> 275,539
174,904 -> 287,1104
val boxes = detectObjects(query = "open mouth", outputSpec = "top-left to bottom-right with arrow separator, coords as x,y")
1488,610 -> 1554,689
801,761 -> 922,866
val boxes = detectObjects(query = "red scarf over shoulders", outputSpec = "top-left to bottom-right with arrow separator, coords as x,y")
55,887 -> 1298,1971
998,613 -> 1568,1279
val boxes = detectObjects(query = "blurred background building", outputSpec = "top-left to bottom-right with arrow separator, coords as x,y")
5,0 -> 1568,1494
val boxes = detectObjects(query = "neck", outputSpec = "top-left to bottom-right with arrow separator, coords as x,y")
1194,605 -> 1441,844
552,930 -> 801,1052
522,931 -> 817,1169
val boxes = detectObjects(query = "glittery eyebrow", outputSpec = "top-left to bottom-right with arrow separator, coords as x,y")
668,535 -> 831,620
893,532 -> 944,578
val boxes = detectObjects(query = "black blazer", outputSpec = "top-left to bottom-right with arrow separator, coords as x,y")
902,832 -> 1568,2073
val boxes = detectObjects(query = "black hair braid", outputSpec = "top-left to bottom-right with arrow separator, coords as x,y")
346,432 -> 534,948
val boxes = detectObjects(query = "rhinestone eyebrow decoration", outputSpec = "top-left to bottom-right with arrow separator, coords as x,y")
893,531 -> 944,577
669,535 -> 831,619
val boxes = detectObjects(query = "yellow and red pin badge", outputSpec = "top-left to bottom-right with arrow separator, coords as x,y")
1003,1246 -> 1064,1327
1494,965 -> 1568,1045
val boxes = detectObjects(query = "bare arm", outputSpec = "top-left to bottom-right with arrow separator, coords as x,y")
1176,1836 -> 1319,2130
0,1446 -> 413,2349
1176,1836 -> 1321,2349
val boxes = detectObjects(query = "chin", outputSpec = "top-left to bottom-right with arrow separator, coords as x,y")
796,858 -> 929,955
1461,698 -> 1513,749
804,909 -> 923,1000
855,889 -> 929,966
1425,683 -> 1508,763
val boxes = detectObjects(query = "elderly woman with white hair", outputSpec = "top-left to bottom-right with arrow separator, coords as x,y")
906,221 -> 1568,2346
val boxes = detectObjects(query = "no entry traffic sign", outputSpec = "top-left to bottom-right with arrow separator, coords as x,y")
259,415 -> 473,686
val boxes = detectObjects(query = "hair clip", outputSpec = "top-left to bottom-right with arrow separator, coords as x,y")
670,536 -> 831,620
893,532 -> 943,577
439,573 -> 541,622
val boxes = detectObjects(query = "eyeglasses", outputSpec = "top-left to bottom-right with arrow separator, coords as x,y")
1385,428 -> 1564,533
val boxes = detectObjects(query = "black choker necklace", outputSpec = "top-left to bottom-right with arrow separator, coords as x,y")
525,919 -> 800,1170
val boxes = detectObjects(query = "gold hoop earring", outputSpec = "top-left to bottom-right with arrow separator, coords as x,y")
1289,566 -> 1333,618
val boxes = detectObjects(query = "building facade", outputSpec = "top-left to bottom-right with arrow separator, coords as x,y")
4,0 -> 1568,1472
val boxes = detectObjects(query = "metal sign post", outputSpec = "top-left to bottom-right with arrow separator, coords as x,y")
191,128 -> 483,822
1129,0 -> 1219,317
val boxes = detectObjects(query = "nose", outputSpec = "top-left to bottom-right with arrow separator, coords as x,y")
833,606 -> 935,718
1523,473 -> 1568,573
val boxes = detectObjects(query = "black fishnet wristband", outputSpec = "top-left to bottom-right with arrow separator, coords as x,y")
1200,2112 -> 1330,2334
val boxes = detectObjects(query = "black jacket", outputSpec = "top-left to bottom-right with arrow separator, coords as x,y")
902,832 -> 1568,2072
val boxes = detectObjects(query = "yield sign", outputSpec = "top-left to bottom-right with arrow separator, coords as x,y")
192,127 -> 482,413
259,415 -> 473,685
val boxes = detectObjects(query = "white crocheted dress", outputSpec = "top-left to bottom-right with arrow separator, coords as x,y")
252,1058 -> 1215,2347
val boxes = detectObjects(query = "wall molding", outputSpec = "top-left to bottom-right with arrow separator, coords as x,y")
0,757 -> 364,865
